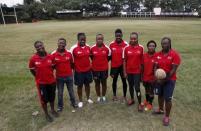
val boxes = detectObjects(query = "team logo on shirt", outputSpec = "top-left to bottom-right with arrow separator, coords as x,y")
128,51 -> 132,54
77,51 -> 82,54
157,56 -> 161,59
65,57 -> 70,60
93,51 -> 98,54
87,50 -> 90,53
35,61 -> 41,65
47,60 -> 52,63
112,48 -> 116,51
167,56 -> 172,60
102,50 -> 106,54
55,58 -> 60,61
136,50 -> 141,54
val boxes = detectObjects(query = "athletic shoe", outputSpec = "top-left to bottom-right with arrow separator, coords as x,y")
87,98 -> 94,104
143,100 -> 148,106
144,103 -> 153,111
72,103 -> 78,109
57,108 -> 63,112
97,97 -> 101,102
78,102 -> 83,108
120,97 -> 127,104
45,114 -> 53,122
112,96 -> 118,101
138,103 -> 144,112
152,108 -> 164,115
102,96 -> 107,102
163,116 -> 170,126
127,99 -> 135,106
51,111 -> 59,118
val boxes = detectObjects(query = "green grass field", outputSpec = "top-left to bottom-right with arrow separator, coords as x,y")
0,19 -> 201,131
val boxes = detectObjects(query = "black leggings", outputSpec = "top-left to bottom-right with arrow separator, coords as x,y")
111,66 -> 127,97
127,74 -> 141,104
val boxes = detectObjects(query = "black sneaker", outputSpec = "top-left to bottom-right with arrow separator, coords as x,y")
72,103 -> 78,109
45,114 -> 53,122
51,111 -> 59,118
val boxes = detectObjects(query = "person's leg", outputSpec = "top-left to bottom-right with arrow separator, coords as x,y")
74,71 -> 84,102
149,82 -> 155,105
134,74 -> 141,104
48,84 -> 58,116
101,79 -> 107,97
66,76 -> 77,107
84,71 -> 93,101
127,74 -> 134,100
120,66 -> 127,98
164,80 -> 175,117
111,68 -> 119,98
38,84 -> 50,119
95,79 -> 101,97
143,82 -> 150,104
56,78 -> 64,110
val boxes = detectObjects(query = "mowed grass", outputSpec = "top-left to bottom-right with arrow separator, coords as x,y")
0,19 -> 201,131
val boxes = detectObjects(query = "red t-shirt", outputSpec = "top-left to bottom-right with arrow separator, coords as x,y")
91,44 -> 111,71
70,43 -> 91,72
155,49 -> 181,80
142,53 -> 157,82
109,40 -> 128,68
51,50 -> 73,77
29,53 -> 55,84
123,44 -> 144,74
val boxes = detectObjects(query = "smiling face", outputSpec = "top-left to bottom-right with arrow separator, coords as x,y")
96,34 -> 104,47
115,32 -> 123,43
78,35 -> 86,47
147,42 -> 156,54
57,39 -> 66,52
34,41 -> 45,54
129,33 -> 138,46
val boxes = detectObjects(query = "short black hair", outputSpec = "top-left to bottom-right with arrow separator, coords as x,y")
96,33 -> 103,37
161,37 -> 171,49
147,40 -> 157,47
58,38 -> 66,44
115,29 -> 122,34
77,32 -> 85,40
34,40 -> 43,47
130,32 -> 138,38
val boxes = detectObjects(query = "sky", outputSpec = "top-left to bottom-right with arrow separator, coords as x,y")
0,0 -> 23,7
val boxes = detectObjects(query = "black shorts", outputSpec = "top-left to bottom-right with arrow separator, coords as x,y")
38,83 -> 56,104
143,81 -> 155,90
93,70 -> 108,80
74,70 -> 93,86
110,65 -> 124,77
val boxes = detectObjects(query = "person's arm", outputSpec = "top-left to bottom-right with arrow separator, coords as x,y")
30,69 -> 36,77
123,59 -> 127,78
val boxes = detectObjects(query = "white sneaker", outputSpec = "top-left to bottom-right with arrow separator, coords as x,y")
87,98 -> 94,104
97,97 -> 101,102
102,96 -> 106,102
78,102 -> 83,108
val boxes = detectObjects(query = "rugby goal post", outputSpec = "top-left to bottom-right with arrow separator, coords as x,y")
0,4 -> 18,26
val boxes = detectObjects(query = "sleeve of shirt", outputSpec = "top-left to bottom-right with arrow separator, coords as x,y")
172,52 -> 181,65
29,57 -> 35,70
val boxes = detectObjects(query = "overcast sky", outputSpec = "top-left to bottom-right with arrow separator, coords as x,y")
0,0 -> 23,7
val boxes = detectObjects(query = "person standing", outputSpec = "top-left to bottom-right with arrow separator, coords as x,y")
109,29 -> 128,102
91,34 -> 111,103
123,32 -> 144,111
29,41 -> 58,122
70,33 -> 93,108
52,38 -> 77,112
153,37 -> 181,126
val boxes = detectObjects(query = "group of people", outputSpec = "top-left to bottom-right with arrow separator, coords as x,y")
29,29 -> 181,126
